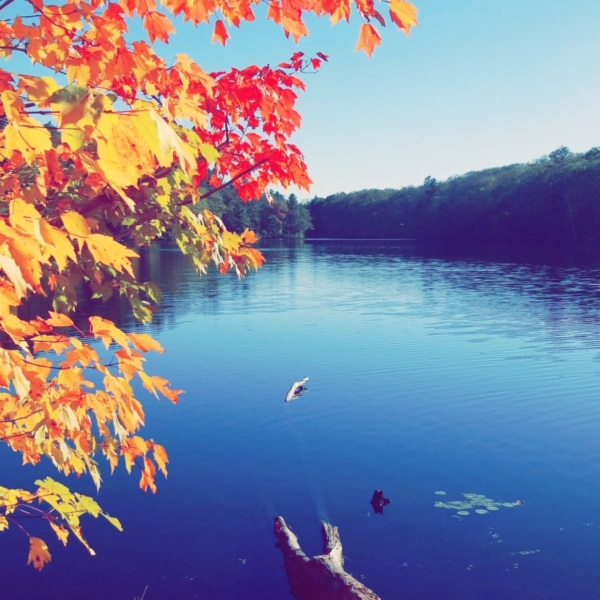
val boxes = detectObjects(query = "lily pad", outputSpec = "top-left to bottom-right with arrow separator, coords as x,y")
435,492 -> 523,517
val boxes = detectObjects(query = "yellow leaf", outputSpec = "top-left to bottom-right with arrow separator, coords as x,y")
0,91 -> 52,163
76,494 -> 101,517
49,521 -> 69,546
89,316 -> 130,350
20,76 -> 60,106
153,443 -> 169,476
69,524 -> 96,556
0,516 -> 8,531
46,311 -> 74,328
128,333 -> 164,353
0,279 -> 19,313
138,370 -> 157,397
3,122 -> 52,165
96,111 -> 157,190
388,0 -> 418,34
61,211 -> 91,239
5,237 -> 44,292
9,198 -> 41,234
146,105 -> 196,175
199,143 -> 220,163
27,537 -> 51,571
35,477 -> 71,496
85,234 -> 138,277
78,154 -> 136,212
39,221 -> 77,271
101,512 -> 123,531
0,250 -> 29,298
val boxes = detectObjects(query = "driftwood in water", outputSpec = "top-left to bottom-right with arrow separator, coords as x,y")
285,377 -> 309,402
274,516 -> 381,600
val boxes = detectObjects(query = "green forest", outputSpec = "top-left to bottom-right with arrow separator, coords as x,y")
196,187 -> 312,238
307,146 -> 600,245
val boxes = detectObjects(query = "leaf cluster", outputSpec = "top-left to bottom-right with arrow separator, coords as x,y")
0,0 -> 416,569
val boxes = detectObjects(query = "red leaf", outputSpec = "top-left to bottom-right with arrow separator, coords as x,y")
371,10 -> 386,27
211,19 -> 229,45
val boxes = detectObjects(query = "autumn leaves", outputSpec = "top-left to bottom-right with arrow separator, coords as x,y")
0,0 -> 417,572
356,0 -> 419,57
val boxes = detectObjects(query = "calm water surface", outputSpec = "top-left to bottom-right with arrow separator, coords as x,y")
3,240 -> 600,600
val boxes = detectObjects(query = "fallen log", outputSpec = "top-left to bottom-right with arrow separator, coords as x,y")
274,516 -> 381,600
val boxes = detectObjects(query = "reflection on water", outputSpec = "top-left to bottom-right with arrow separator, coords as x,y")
3,240 -> 600,600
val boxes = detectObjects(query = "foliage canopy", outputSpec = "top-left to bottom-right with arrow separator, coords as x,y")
0,0 -> 417,571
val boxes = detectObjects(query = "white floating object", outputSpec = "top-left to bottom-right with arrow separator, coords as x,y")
285,377 -> 309,402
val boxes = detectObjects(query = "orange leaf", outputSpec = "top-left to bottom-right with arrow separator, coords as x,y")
89,316 -> 130,350
27,537 -> 51,571
128,333 -> 164,353
0,252 -> 29,299
211,19 -> 229,45
355,23 -> 381,57
152,443 -> 169,476
45,311 -> 74,328
144,11 -> 175,44
149,375 -> 182,403
241,228 -> 259,244
39,221 -> 77,272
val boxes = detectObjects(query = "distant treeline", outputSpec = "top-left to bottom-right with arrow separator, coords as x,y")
196,187 -> 312,238
308,146 -> 600,245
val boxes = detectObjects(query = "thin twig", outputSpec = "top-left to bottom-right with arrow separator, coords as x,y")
192,158 -> 269,204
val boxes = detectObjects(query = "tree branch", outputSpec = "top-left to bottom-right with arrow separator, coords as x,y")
0,45 -> 28,54
190,157 -> 269,204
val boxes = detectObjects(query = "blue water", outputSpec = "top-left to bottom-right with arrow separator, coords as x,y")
2,240 -> 600,599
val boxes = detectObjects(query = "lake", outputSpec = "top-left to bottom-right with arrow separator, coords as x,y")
2,239 -> 600,600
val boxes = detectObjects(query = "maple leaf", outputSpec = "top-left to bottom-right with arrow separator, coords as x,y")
84,234 -> 139,277
212,19 -> 229,45
128,333 -> 164,353
152,443 -> 169,476
144,11 -> 175,43
388,0 -> 418,33
45,311 -> 75,328
49,85 -> 111,151
27,537 -> 51,571
355,23 -> 382,57
3,121 -> 52,165
61,212 -> 91,240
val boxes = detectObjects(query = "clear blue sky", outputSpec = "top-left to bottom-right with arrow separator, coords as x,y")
10,0 -> 600,198
160,0 -> 600,198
